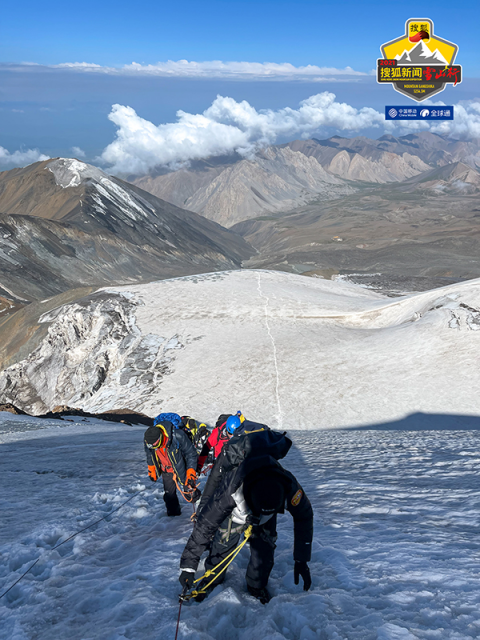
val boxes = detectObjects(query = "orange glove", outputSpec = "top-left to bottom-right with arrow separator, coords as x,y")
185,468 -> 196,488
148,465 -> 158,482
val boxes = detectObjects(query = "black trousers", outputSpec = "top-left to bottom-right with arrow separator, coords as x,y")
162,471 -> 181,515
204,515 -> 277,589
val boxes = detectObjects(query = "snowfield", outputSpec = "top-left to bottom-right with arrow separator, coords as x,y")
1,270 -> 480,425
1,414 -> 480,640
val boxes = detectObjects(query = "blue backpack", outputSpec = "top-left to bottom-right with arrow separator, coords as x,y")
153,412 -> 182,429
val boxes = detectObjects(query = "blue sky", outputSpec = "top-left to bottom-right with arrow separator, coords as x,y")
1,0 -> 479,169
2,0 -> 479,71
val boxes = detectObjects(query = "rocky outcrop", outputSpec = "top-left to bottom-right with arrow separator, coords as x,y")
0,402 -> 152,425
0,402 -> 28,415
0,291 -> 182,415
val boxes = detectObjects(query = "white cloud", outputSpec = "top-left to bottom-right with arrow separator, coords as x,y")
52,60 -> 368,81
122,60 -> 368,80
3,60 -> 369,82
100,92 -> 385,174
71,146 -> 86,158
0,146 -> 49,168
100,93 -> 480,175
56,62 -> 103,69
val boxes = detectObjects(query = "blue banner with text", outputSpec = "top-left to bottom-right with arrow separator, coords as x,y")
385,106 -> 454,120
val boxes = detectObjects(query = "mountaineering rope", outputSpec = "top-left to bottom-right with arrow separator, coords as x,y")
256,272 -> 283,430
181,525 -> 253,601
172,470 -> 199,503
174,590 -> 187,640
0,487 -> 147,600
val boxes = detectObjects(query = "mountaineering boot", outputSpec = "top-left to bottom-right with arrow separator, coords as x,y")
247,585 -> 271,604
167,507 -> 182,517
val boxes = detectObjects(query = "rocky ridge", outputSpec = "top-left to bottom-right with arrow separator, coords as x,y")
131,132 -> 477,229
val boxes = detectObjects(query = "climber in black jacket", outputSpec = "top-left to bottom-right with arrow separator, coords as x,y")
179,453 -> 313,604
144,418 -> 199,516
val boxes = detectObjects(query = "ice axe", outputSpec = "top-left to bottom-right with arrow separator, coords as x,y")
174,585 -> 189,640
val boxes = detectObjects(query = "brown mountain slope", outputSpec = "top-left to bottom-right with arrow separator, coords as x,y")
0,158 -> 254,302
132,146 -> 355,227
232,163 -> 480,291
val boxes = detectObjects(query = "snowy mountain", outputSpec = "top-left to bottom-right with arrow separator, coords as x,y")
395,40 -> 448,65
0,159 -> 253,302
1,270 -> 479,426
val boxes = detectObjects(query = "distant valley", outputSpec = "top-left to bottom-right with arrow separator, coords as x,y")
132,131 -> 480,292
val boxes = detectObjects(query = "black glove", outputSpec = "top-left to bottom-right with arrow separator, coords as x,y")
186,477 -> 196,489
245,513 -> 260,527
149,476 -> 156,482
294,561 -> 312,591
179,570 -> 194,590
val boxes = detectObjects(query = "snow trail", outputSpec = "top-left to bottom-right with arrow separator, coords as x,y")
256,272 -> 283,430
2,416 -> 480,639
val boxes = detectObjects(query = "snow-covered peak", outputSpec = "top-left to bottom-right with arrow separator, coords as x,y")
47,158 -> 155,220
47,158 -> 108,188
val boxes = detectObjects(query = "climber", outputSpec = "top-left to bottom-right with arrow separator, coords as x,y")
179,416 -> 210,455
196,414 -> 241,473
179,452 -> 313,604
144,415 -> 199,516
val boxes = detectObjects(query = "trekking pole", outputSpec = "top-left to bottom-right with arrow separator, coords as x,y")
175,585 -> 189,640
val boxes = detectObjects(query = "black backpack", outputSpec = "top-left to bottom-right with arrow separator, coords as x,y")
193,424 -> 210,454
215,414 -> 232,429
180,416 -> 211,454
222,421 -> 292,472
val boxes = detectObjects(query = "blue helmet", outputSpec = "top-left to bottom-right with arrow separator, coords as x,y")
225,415 -> 241,434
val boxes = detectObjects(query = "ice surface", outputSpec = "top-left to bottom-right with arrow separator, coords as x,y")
2,270 -> 480,425
1,415 -> 480,639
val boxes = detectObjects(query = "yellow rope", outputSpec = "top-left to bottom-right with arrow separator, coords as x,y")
184,525 -> 253,600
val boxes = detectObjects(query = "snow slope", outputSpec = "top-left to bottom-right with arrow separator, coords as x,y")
1,270 -> 479,428
1,414 -> 480,639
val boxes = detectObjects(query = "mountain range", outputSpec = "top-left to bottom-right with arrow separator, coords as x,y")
130,132 -> 480,291
0,158 -> 253,305
134,146 -> 355,227
1,131 -> 480,376
133,133 -> 480,230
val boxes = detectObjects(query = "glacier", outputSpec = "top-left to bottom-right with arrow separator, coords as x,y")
1,269 -> 479,426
